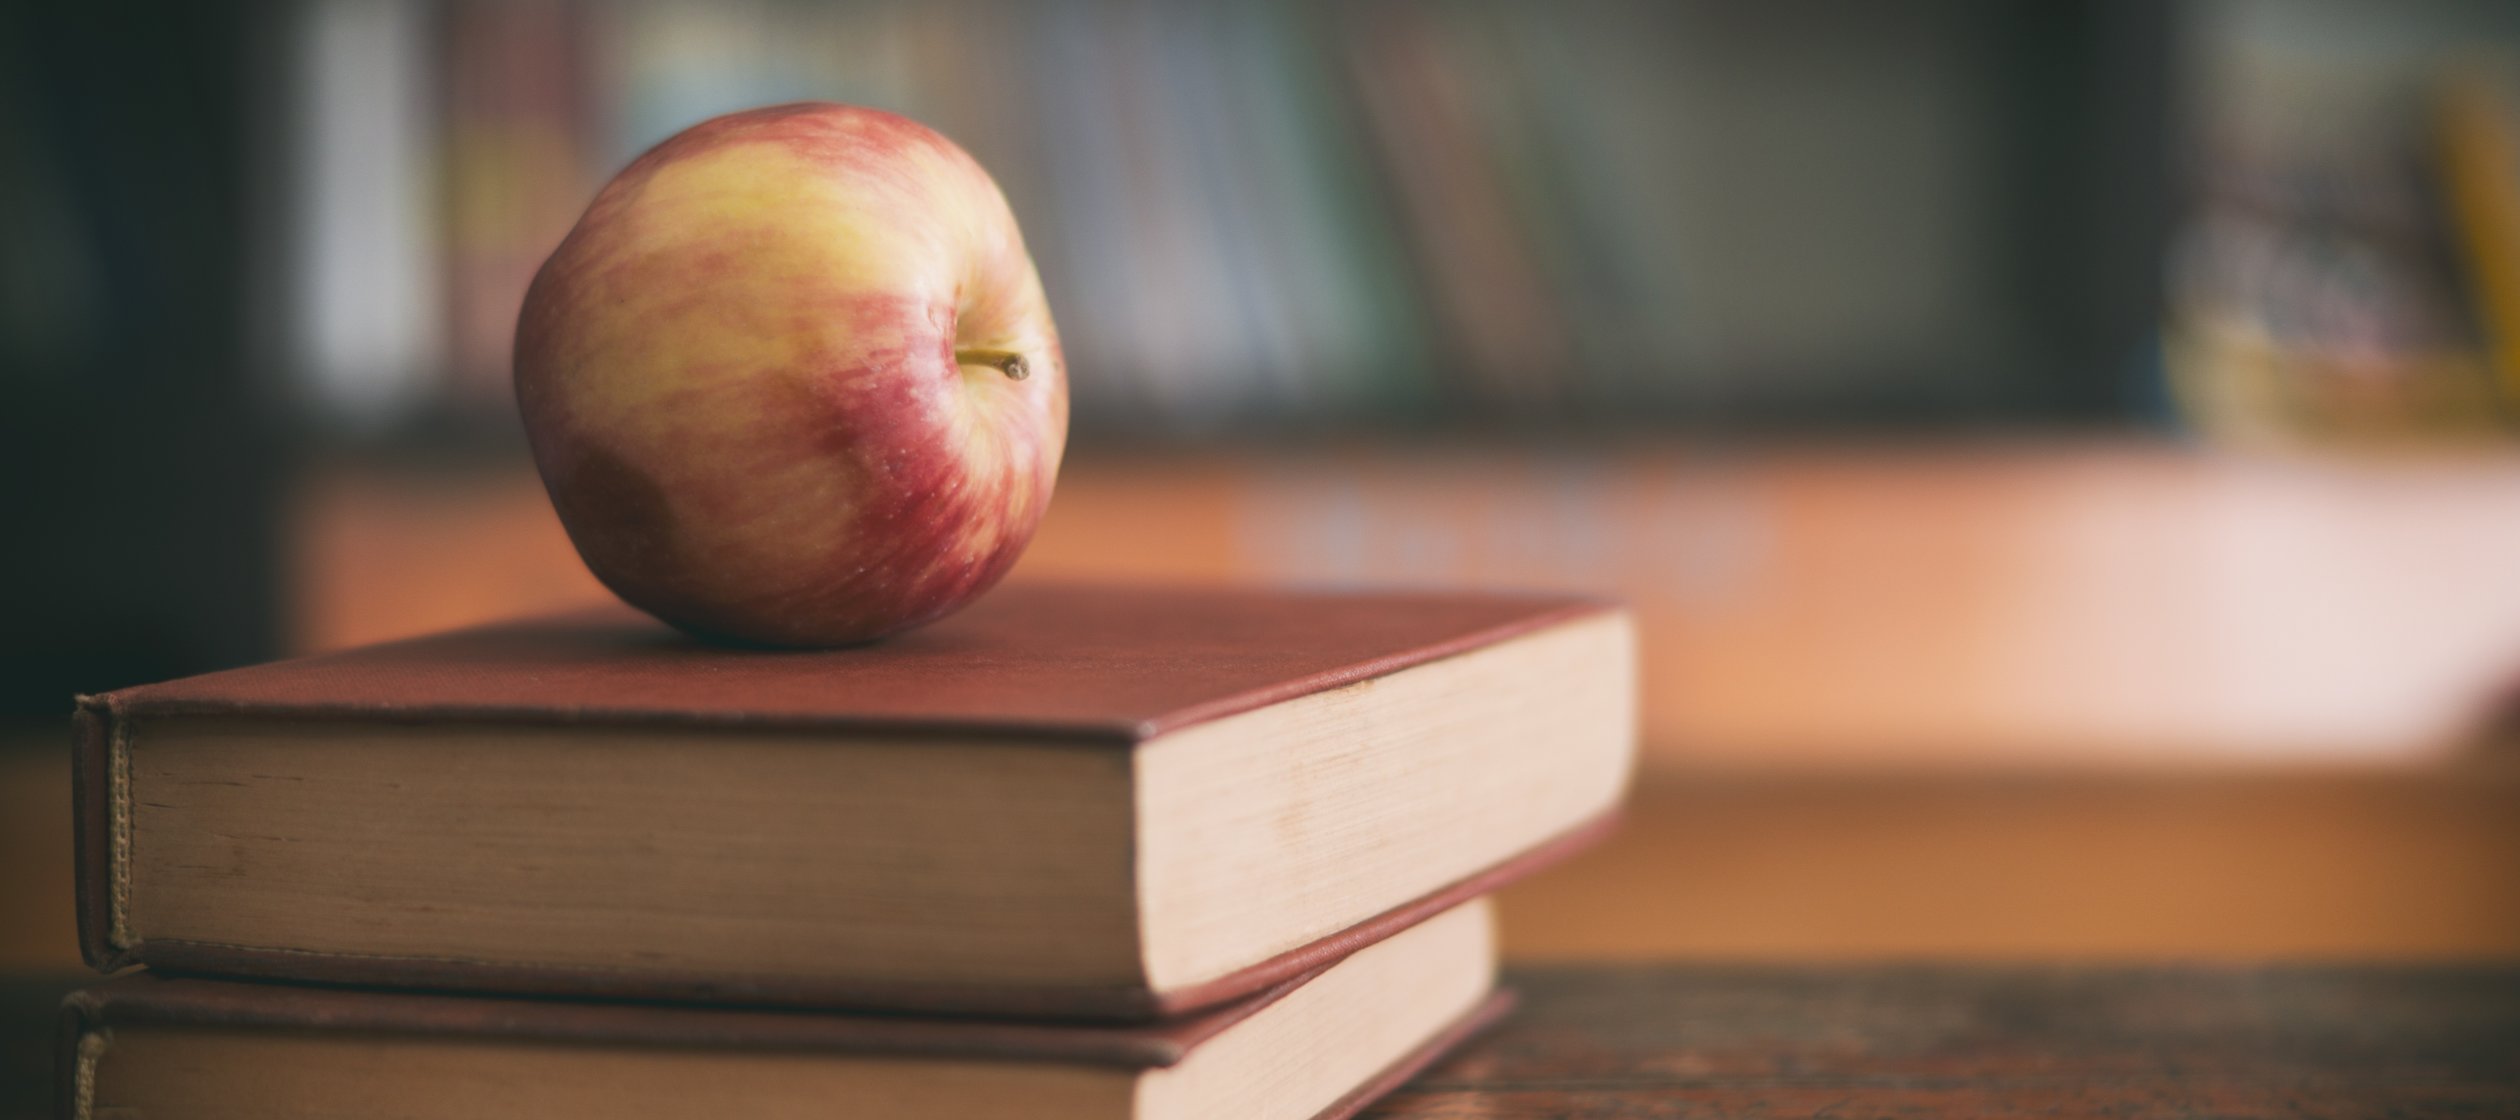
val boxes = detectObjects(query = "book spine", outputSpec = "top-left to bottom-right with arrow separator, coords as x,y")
70,697 -> 131,973
55,992 -> 104,1120
2440,67 -> 2520,410
1338,3 -> 1575,414
437,0 -> 598,409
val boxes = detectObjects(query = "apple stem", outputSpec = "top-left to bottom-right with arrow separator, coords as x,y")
957,348 -> 1031,381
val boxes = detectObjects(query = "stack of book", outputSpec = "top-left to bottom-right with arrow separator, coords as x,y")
59,583 -> 1636,1118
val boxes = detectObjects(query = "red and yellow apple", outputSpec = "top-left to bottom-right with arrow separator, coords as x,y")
514,103 -> 1066,646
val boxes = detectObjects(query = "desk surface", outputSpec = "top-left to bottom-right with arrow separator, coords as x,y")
1366,965 -> 2520,1118
7,966 -> 2516,1118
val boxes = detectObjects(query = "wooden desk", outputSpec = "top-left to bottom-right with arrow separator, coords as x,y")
6,966 -> 2516,1117
1367,965 -> 2520,1118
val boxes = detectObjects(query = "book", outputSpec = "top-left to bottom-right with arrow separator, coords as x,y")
437,0 -> 598,409
2440,58 -> 2520,409
1339,3 -> 1577,412
76,583 -> 1634,1019
58,897 -> 1506,1120
2166,12 -> 2515,447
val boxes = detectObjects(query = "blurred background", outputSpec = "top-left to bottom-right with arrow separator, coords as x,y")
7,1 -> 2520,1097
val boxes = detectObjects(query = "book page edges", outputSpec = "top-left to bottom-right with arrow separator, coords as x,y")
107,808 -> 1609,1022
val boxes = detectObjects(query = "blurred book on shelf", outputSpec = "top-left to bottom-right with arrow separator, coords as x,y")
439,2 -> 599,402
280,0 -> 2165,440
2443,60 -> 2520,407
2167,3 -> 2520,447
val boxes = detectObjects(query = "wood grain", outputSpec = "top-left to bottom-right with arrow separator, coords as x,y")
1366,965 -> 2520,1118
8,966 -> 2516,1118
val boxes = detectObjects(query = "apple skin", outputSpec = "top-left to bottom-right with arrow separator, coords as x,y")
514,103 -> 1066,647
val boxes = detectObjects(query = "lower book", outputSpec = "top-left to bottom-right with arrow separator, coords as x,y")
60,898 -> 1502,1120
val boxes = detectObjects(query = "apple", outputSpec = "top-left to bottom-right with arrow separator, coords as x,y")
514,103 -> 1067,647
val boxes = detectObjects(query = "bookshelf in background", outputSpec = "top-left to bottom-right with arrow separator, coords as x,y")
2167,2 -> 2520,447
282,0 -> 2169,442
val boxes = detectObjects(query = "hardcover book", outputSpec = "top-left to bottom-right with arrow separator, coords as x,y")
75,583 -> 1634,1018
59,897 -> 1505,1120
